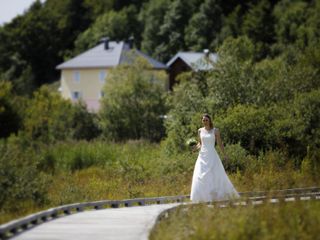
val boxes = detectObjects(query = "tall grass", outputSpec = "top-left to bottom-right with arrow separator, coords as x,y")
150,201 -> 320,240
0,139 -> 319,225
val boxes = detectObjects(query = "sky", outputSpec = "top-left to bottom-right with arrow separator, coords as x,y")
0,0 -> 45,26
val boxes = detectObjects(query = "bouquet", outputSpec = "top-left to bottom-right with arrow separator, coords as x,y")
186,138 -> 197,147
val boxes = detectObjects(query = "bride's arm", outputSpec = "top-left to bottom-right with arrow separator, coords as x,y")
215,128 -> 228,160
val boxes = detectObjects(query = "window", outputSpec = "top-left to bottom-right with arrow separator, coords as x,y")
74,71 -> 80,83
99,91 -> 105,99
72,91 -> 81,100
99,70 -> 107,83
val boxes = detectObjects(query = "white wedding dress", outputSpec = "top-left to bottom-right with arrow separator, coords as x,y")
190,127 -> 240,202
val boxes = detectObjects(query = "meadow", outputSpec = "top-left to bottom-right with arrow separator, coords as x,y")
150,201 -> 320,240
1,139 -> 318,227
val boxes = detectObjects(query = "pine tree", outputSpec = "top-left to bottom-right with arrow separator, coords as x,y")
153,0 -> 194,62
185,0 -> 223,51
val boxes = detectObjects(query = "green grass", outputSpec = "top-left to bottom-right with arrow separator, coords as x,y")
0,139 -> 319,225
150,201 -> 320,240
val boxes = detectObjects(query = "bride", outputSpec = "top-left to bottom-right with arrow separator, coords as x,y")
190,113 -> 240,202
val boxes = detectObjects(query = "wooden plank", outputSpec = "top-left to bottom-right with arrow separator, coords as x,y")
11,203 -> 180,240
1,187 -> 319,239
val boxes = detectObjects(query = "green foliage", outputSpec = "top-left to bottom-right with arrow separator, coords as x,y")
23,86 -> 74,143
0,0 -> 94,90
218,5 -> 243,41
185,0 -> 223,51
139,0 -> 171,56
99,55 -> 167,141
82,0 -> 115,17
207,36 -> 257,110
153,0 -> 194,61
241,0 -> 275,59
163,72 -> 208,153
274,90 -> 320,156
23,86 -> 100,143
165,34 -> 320,155
74,6 -> 140,55
273,0 -> 309,49
150,201 -> 320,240
1,0 -> 320,94
1,138 -> 320,224
301,146 -> 320,179
0,137 -> 50,211
215,105 -> 274,153
71,102 -> 101,140
292,90 -> 320,148
0,81 -> 21,138
223,143 -> 248,172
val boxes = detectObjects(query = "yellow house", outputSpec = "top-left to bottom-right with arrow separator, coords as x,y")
56,38 -> 167,112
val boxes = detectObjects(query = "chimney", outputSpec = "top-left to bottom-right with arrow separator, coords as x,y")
100,37 -> 110,50
128,36 -> 134,49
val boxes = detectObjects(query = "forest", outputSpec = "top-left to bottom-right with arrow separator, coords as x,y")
0,0 -> 320,238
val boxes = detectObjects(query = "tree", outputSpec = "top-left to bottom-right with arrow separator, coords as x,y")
99,55 -> 167,141
185,0 -> 224,51
83,0 -> 115,17
163,72 -> 208,153
218,5 -> 244,42
272,0 -> 308,50
0,0 -> 95,92
71,102 -> 101,140
241,0 -> 275,59
0,81 -> 21,138
153,0 -> 194,62
214,104 -> 274,153
206,36 -> 256,110
23,86 -> 74,143
74,6 -> 139,55
23,86 -> 100,143
139,0 -> 171,56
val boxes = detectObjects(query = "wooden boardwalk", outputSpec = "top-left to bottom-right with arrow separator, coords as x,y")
11,203 -> 180,240
1,187 -> 319,240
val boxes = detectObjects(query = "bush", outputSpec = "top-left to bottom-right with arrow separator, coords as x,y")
71,102 -> 101,140
0,136 -> 50,211
273,90 -> 320,157
215,104 -> 274,153
0,81 -> 21,138
23,86 -> 74,143
22,86 -> 100,143
223,143 -> 248,172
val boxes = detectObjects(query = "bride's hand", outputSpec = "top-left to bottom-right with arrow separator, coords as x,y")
192,143 -> 201,152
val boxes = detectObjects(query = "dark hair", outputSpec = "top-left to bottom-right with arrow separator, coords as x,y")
202,113 -> 213,129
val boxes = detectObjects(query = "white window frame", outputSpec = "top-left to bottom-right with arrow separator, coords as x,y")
99,91 -> 105,99
99,70 -> 107,83
72,91 -> 81,100
74,71 -> 80,83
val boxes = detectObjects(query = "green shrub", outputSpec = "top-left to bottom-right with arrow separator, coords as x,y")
223,143 -> 248,172
0,136 -> 50,212
0,81 -> 21,138
215,104 -> 275,153
273,90 -> 320,157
